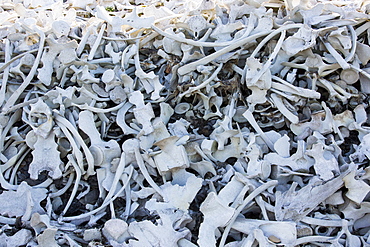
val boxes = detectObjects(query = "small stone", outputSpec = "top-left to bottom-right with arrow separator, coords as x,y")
296,223 -> 313,238
83,228 -> 102,242
268,235 -> 281,243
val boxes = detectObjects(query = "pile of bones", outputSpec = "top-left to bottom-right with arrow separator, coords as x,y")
1,0 -> 370,246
